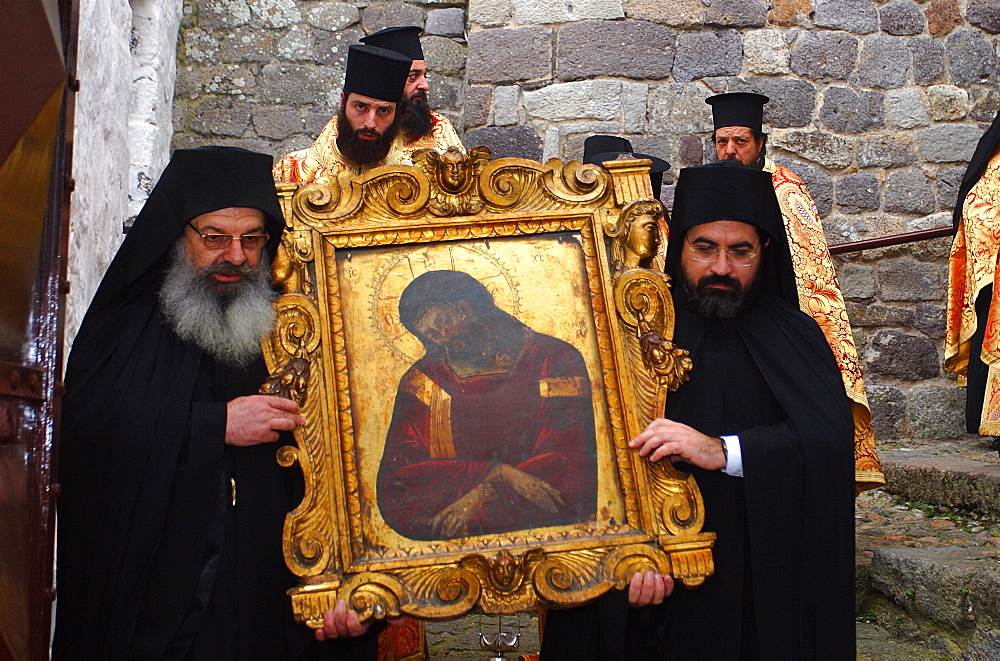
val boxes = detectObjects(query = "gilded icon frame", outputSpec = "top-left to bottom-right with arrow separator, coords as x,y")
263,148 -> 715,627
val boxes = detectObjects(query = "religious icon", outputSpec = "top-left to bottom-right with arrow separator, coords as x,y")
377,269 -> 598,541
264,148 -> 714,627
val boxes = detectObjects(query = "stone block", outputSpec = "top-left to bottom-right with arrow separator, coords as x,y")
864,329 -> 940,380
972,89 -> 1000,123
908,210 -> 953,232
249,0 -> 300,28
422,35 -> 465,77
769,0 -> 812,27
858,35 -> 910,89
947,30 -> 999,87
307,1 -> 360,30
780,159 -> 834,216
468,0 -> 512,26
622,83 -> 648,133
882,168 -> 935,215
623,0 -> 703,27
743,30 -> 791,75
813,0 -> 878,34
705,0 -> 767,28
879,0 -> 925,36
464,125 -> 542,161
428,74 -> 460,110
877,258 -> 946,301
258,64 -> 331,106
426,8 -> 465,38
789,31 -> 858,82
314,26 -> 363,67
823,215 -> 861,244
492,85 -> 519,126
886,89 -> 930,129
679,135 -> 704,166
362,2 -> 425,33
909,37 -> 947,86
925,85 -> 970,122
914,125 -> 984,163
857,135 -> 917,169
866,384 -> 906,439
304,106 -> 335,135
523,80 -> 622,122
277,25 -> 316,61
908,386 -> 966,438
913,303 -> 946,339
672,30 -> 742,83
557,121 -> 624,161
909,234 -> 952,261
513,0 -> 624,25
836,172 -> 880,213
252,104 -> 303,140
883,453 -> 1000,519
820,86 -> 884,133
557,20 -> 675,82
648,83 -> 714,135
218,29 -> 280,62
468,27 -> 551,84
463,85 -> 492,128
182,29 -> 219,64
190,96 -> 251,136
926,0 -> 962,37
196,0 -> 251,29
846,301 -> 914,327
837,261 -> 876,298
770,130 -> 853,170
968,0 -> 1000,34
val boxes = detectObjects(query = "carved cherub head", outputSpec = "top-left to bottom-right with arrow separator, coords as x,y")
609,200 -> 665,274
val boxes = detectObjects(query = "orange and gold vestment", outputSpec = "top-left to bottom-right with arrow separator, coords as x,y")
273,110 -> 464,184
764,160 -> 884,491
946,145 -> 1000,433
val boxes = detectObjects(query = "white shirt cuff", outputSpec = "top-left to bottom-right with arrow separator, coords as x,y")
720,435 -> 743,477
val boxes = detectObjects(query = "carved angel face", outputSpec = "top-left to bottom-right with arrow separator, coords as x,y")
439,148 -> 469,193
626,212 -> 660,261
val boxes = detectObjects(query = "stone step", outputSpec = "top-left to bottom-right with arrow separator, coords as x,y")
881,449 -> 1000,518
862,546 -> 1000,658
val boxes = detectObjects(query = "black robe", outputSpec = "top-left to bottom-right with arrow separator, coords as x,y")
53,147 -> 379,659
542,162 -> 855,659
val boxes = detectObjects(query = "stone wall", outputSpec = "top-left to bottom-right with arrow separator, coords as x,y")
67,0 -> 182,351
172,0 -> 468,158
462,0 -> 1000,442
171,0 -> 1000,441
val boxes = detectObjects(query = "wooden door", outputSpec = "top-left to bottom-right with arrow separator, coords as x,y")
0,1 -> 76,658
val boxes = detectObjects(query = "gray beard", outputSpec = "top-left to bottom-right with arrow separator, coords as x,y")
159,243 -> 277,366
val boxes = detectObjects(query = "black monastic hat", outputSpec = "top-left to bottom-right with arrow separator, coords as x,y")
343,44 -> 412,102
665,160 -> 797,304
706,92 -> 770,132
583,135 -> 671,196
360,26 -> 424,60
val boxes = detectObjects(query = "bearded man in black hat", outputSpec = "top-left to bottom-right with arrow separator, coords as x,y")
360,26 -> 465,159
707,92 -> 883,494
275,44 -> 414,184
55,147 -> 383,658
541,162 -> 856,659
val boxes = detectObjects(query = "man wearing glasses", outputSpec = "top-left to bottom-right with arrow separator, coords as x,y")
541,162 -> 856,659
707,93 -> 882,494
56,146 -> 382,658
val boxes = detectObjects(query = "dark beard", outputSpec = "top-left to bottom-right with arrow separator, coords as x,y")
336,112 -> 399,167
681,263 -> 759,319
159,243 -> 277,366
401,92 -> 433,141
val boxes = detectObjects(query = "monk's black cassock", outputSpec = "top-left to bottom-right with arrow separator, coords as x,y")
542,161 -> 855,659
54,147 -> 378,659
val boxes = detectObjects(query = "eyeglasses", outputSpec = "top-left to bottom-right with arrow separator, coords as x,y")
186,222 -> 269,251
686,240 -> 758,267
